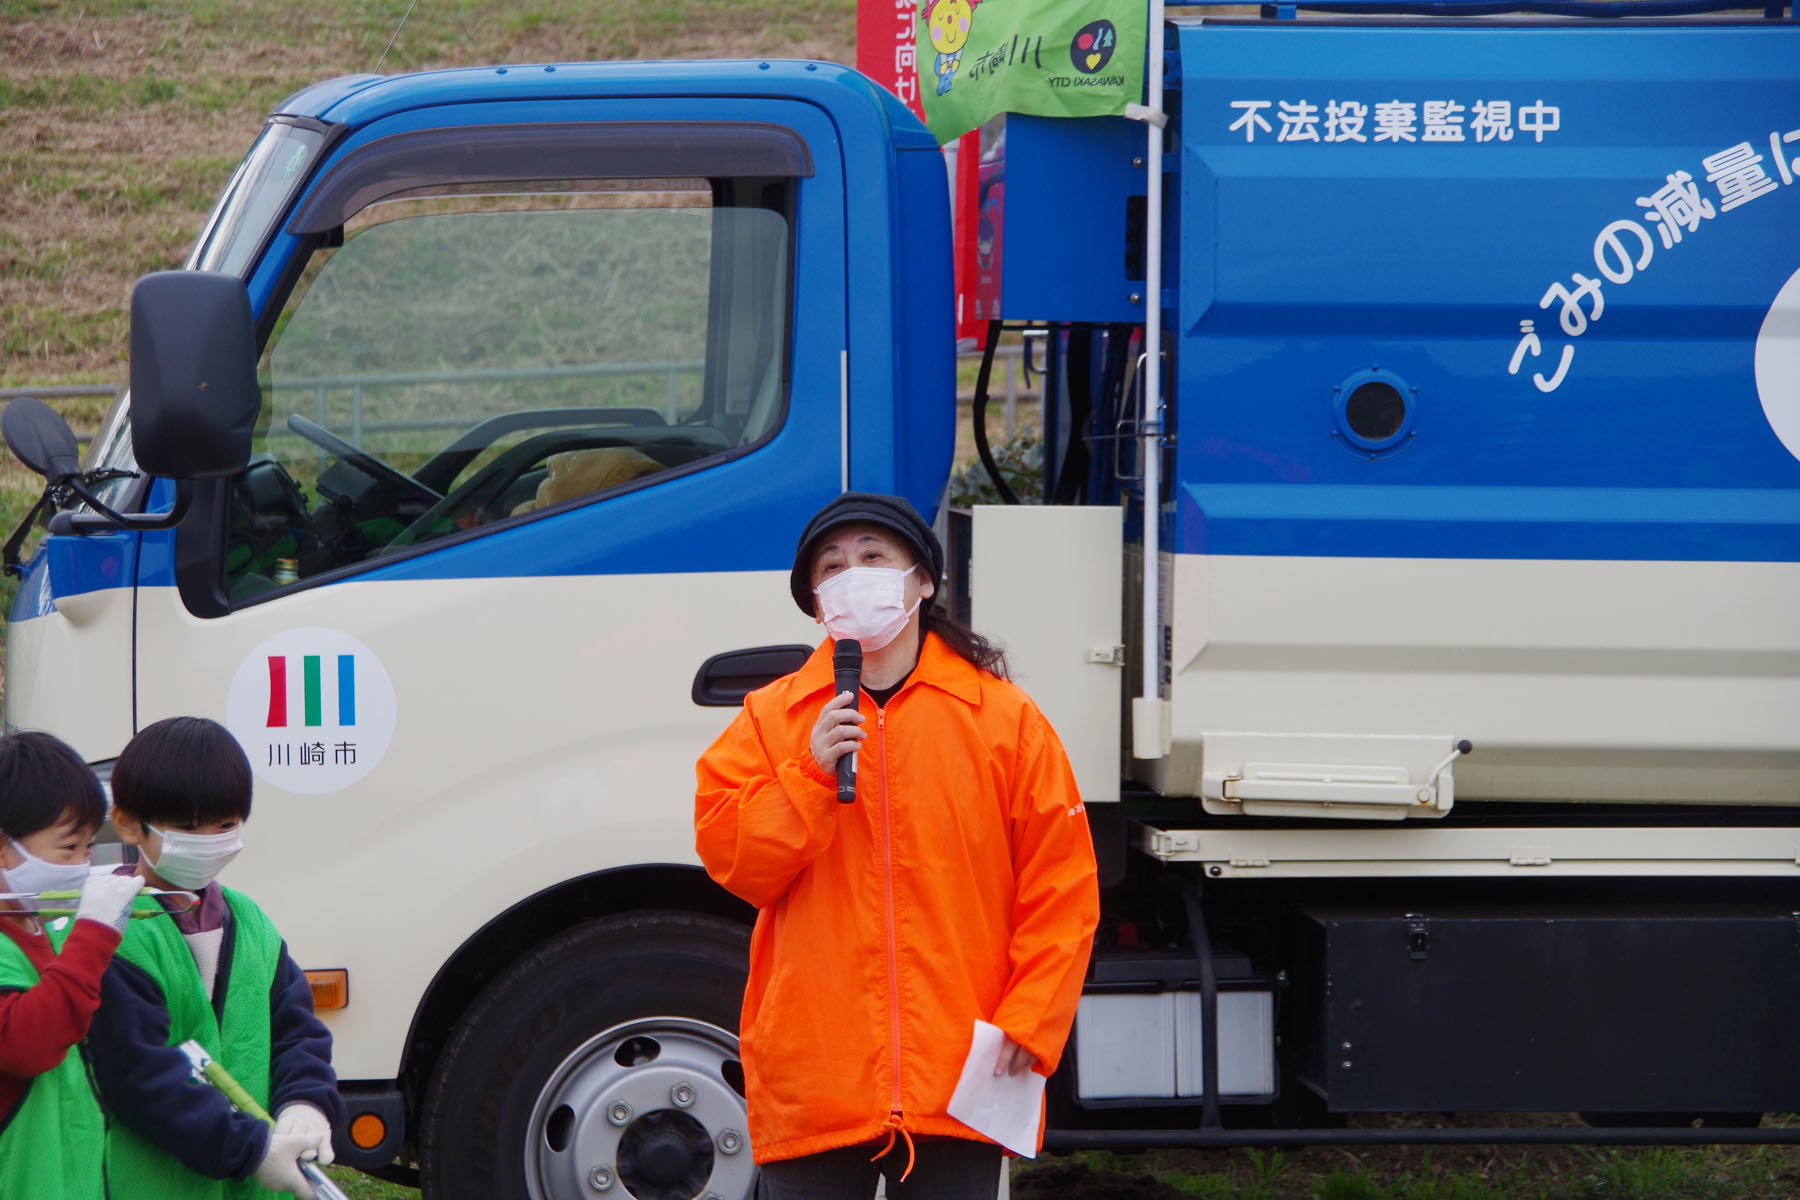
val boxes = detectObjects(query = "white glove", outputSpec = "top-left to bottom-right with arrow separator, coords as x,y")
251,1129 -> 320,1199
275,1101 -> 336,1166
74,873 -> 144,933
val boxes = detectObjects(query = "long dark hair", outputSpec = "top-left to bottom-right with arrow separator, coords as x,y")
922,602 -> 1009,679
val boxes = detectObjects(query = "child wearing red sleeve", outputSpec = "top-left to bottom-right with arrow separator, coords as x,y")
0,730 -> 144,1200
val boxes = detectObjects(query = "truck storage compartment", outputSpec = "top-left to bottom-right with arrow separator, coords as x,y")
1295,906 -> 1800,1113
1072,948 -> 1278,1105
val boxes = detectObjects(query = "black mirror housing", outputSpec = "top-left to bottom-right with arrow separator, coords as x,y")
129,270 -> 260,480
1,396 -> 83,483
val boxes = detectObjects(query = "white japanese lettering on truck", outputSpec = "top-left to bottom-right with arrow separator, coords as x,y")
1228,97 -> 1556,143
1508,126 -> 1800,394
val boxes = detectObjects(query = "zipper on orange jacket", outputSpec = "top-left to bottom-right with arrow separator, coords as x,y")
876,706 -> 903,1121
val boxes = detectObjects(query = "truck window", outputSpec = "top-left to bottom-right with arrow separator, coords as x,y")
227,176 -> 791,600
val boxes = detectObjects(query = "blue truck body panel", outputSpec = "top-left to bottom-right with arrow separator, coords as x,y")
1171,19 -> 1800,562
7,528 -> 140,623
990,20 -> 1800,563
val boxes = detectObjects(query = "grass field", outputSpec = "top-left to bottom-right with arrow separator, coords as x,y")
8,3 -> 1800,1197
1016,1137 -> 1800,1200
1,0 -> 855,388
317,1136 -> 1800,1200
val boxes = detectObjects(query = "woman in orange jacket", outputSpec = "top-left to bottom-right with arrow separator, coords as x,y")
694,492 -> 1099,1199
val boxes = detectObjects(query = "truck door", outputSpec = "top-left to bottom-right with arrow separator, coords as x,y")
128,99 -> 845,1099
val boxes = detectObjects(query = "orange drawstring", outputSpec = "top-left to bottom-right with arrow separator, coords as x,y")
868,1116 -> 918,1181
895,1126 -> 917,1181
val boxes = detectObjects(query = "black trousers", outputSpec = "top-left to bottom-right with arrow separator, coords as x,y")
756,1139 -> 1004,1200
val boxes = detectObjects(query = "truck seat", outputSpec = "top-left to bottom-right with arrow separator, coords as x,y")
510,445 -> 665,516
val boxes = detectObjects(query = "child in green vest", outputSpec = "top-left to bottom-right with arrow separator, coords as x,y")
85,716 -> 345,1200
0,730 -> 145,1200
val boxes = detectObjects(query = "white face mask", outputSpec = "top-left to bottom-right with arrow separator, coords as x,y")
145,824 -> 243,890
814,565 -> 920,652
2,839 -> 91,896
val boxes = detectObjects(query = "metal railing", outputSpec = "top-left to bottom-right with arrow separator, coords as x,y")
1,362 -> 705,453
955,342 -> 1042,442
8,345 -> 1036,449
0,385 -> 120,400
271,359 -> 706,447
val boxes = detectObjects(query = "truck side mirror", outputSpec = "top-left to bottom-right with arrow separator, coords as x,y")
129,270 -> 260,481
1,396 -> 83,485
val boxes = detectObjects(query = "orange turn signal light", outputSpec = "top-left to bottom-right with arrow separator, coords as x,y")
350,1112 -> 387,1150
304,969 -> 349,1010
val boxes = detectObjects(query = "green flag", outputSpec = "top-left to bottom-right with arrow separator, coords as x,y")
917,0 -> 1147,143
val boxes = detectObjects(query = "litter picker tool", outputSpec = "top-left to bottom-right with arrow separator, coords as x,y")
0,888 -> 199,919
177,1040 -> 350,1200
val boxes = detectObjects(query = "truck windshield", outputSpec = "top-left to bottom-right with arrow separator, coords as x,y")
84,120 -> 325,487
226,175 -> 791,600
192,120 -> 327,276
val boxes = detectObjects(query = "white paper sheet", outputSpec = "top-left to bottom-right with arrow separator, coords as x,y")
946,1020 -> 1045,1158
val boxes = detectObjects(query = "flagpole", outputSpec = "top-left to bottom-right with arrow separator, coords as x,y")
1132,0 -> 1168,761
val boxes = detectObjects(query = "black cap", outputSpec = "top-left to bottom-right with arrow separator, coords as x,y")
789,492 -> 943,616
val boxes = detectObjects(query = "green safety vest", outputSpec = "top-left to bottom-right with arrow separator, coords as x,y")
0,920 -> 107,1200
105,886 -> 285,1200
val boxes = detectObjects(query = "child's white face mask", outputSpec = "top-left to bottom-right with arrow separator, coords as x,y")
2,839 -> 91,896
815,565 -> 919,651
145,825 -> 243,890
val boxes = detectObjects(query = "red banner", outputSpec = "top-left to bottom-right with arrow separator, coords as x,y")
951,130 -> 986,347
859,2 -> 986,345
856,0 -> 924,120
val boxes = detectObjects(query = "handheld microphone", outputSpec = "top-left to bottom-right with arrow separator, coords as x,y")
833,639 -> 862,804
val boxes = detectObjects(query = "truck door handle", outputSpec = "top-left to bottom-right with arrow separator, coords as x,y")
692,644 -> 813,706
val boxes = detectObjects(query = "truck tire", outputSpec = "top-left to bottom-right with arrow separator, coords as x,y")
418,911 -> 753,1200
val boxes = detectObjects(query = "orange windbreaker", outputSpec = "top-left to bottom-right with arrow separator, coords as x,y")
694,632 -> 1099,1166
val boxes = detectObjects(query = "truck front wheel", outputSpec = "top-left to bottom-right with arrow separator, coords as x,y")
418,911 -> 753,1200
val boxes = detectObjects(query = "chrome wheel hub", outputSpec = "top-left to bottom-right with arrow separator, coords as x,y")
526,1018 -> 753,1200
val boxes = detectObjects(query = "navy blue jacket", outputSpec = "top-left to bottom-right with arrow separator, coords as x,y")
86,903 -> 343,1182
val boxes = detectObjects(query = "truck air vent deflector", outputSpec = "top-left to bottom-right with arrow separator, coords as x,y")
287,122 -> 814,235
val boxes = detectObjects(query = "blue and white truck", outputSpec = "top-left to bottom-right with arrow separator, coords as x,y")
4,2 -> 1799,1196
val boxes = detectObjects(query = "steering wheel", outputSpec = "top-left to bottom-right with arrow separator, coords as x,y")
386,429 -> 631,550
286,414 -> 440,502
385,427 -> 716,554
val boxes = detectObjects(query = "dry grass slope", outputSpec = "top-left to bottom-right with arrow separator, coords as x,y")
0,0 -> 856,387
